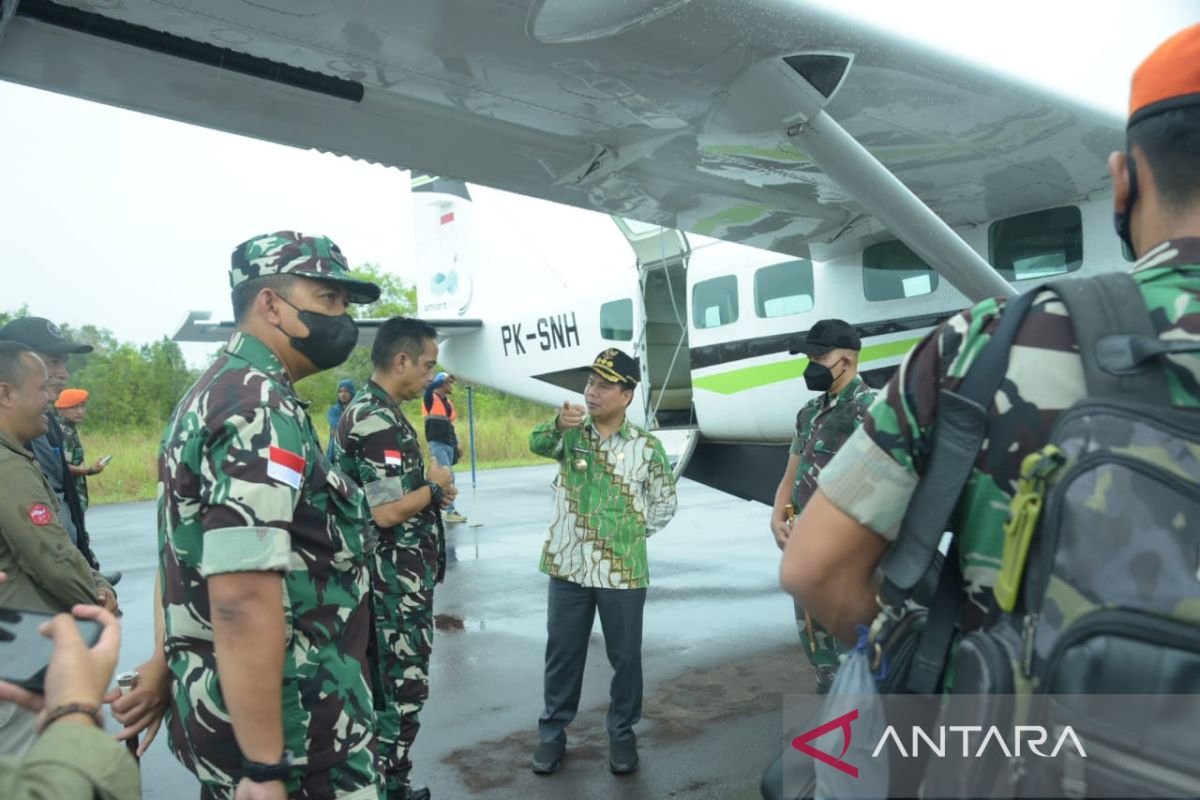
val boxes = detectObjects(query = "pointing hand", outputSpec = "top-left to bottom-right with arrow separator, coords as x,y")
556,400 -> 585,431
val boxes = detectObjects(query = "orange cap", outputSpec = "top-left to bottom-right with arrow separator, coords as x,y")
1129,24 -> 1200,126
54,388 -> 89,409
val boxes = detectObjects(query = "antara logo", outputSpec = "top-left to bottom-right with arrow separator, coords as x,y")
791,709 -> 859,778
791,709 -> 1087,776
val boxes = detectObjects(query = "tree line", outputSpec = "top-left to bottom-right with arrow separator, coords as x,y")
3,263 -> 548,434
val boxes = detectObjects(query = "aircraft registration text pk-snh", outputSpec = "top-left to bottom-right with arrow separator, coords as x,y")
501,312 -> 581,356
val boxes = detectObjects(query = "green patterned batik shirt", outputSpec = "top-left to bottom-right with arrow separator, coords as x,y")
530,415 -> 677,589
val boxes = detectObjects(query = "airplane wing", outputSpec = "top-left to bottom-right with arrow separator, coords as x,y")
0,0 -> 1120,279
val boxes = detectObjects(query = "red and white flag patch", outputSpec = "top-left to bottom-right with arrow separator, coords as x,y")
267,446 -> 306,489
28,503 -> 52,526
384,450 -> 403,467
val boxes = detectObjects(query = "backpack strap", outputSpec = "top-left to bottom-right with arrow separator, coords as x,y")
1047,272 -> 1172,405
878,287 -> 1041,606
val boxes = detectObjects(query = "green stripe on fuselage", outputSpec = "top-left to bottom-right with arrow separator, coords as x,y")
692,337 -> 922,395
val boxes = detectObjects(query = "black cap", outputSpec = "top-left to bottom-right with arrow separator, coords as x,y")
0,317 -> 93,355
788,319 -> 860,355
586,348 -> 639,384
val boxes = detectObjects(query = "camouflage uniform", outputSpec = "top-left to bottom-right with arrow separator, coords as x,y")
57,417 -> 88,512
333,379 -> 443,795
788,375 -> 875,676
157,231 -> 380,800
819,239 -> 1200,627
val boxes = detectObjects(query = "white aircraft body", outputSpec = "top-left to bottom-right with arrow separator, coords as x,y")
0,0 -> 1131,500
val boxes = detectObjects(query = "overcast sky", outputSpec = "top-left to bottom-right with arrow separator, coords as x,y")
0,1 -> 1193,364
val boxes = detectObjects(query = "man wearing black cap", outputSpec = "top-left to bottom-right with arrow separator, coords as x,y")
528,347 -> 677,776
770,319 -> 875,692
0,317 -> 104,574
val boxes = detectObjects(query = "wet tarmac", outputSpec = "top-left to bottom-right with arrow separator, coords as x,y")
91,464 -> 815,799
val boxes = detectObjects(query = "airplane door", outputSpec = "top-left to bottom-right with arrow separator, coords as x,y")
612,218 -> 696,432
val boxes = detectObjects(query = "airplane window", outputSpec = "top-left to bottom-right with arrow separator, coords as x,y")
754,260 -> 815,318
600,298 -> 634,341
692,275 -> 739,329
989,206 -> 1083,281
862,240 -> 939,301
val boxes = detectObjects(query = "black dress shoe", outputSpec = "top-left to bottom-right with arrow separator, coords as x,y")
102,571 -> 122,587
609,737 -> 638,774
531,741 -> 566,774
387,784 -> 430,800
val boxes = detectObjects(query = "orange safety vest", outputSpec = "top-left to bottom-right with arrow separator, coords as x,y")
422,392 -> 457,423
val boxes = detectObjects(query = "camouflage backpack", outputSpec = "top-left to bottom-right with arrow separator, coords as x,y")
872,272 -> 1200,798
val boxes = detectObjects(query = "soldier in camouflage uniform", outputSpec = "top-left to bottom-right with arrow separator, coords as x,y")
529,348 -> 678,777
149,231 -> 382,800
769,320 -> 874,692
332,317 -> 453,800
54,388 -> 103,512
781,25 -> 1200,640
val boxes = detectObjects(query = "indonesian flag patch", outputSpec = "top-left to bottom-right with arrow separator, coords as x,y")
28,503 -> 52,526
384,450 -> 403,467
267,446 -> 306,489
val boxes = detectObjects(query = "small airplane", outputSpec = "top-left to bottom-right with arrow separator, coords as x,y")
0,1 -> 1132,502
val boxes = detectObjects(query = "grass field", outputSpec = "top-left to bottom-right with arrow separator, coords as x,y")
80,405 -> 555,505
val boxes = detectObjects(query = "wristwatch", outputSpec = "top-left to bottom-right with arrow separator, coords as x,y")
427,481 -> 445,506
239,750 -> 294,783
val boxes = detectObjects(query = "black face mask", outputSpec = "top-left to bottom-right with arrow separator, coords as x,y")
1113,150 -> 1139,261
276,295 -> 359,370
803,359 -> 844,393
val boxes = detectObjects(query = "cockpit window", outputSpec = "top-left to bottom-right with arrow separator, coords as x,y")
862,240 -> 939,301
989,206 -> 1083,281
692,275 -> 739,329
754,260 -> 815,318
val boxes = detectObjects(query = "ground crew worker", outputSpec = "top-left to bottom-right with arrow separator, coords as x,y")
769,319 -> 874,692
529,348 -> 678,777
55,388 -> 106,513
421,372 -> 466,523
0,342 -> 117,756
333,317 -> 453,800
783,24 -> 1200,642
128,231 -> 382,799
0,318 -> 102,572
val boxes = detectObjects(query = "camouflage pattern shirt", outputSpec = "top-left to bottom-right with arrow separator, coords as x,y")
157,332 -> 375,786
819,239 -> 1200,624
58,417 -> 89,512
789,374 -> 875,512
333,379 -> 442,590
530,415 -> 677,589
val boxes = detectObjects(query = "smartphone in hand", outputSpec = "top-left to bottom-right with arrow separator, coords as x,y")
0,607 -> 103,693
98,455 -> 114,467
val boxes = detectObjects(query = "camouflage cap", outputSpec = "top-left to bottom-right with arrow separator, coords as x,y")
230,231 -> 381,304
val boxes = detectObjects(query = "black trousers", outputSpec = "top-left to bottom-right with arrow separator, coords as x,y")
538,576 -> 646,745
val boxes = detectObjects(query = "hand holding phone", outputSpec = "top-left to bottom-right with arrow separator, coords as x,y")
0,604 -> 121,733
0,607 -> 105,694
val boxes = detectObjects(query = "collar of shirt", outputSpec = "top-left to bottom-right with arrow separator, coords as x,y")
363,378 -> 400,411
224,331 -> 307,407
1131,237 -> 1200,274
0,428 -> 33,459
823,373 -> 866,409
582,415 -> 636,443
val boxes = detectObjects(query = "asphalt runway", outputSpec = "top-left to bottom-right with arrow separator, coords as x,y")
90,463 -> 815,799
